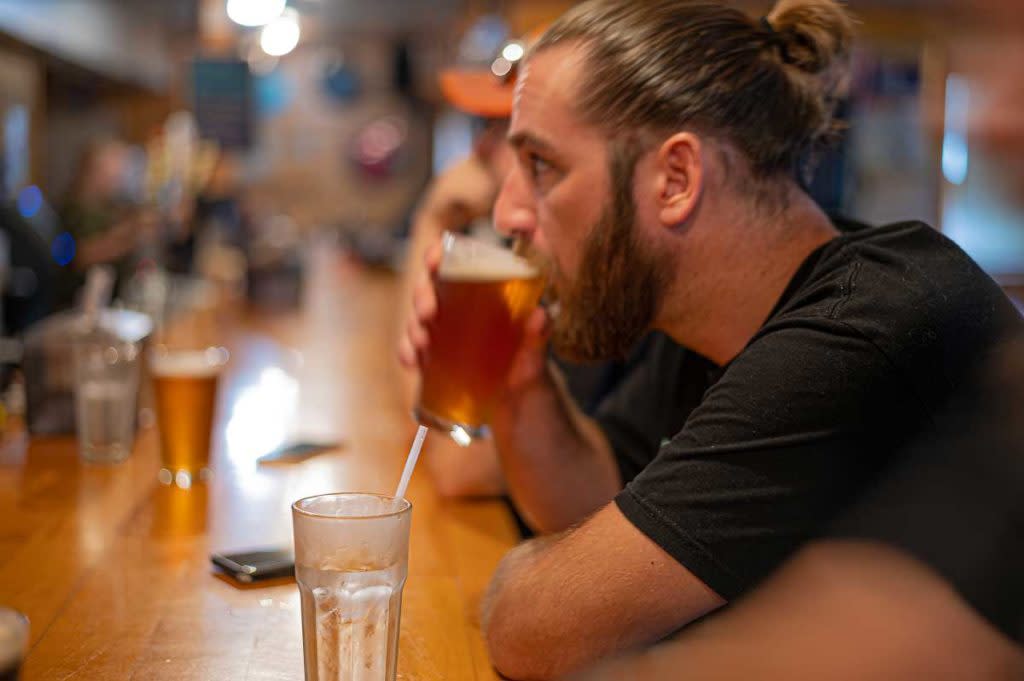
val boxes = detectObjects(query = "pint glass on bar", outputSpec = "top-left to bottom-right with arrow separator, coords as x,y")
415,232 -> 544,439
293,493 -> 412,681
150,346 -> 228,488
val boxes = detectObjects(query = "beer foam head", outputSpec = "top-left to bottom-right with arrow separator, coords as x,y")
439,237 -> 538,281
149,347 -> 228,377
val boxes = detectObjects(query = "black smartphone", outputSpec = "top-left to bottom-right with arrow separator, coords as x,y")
256,441 -> 342,465
211,549 -> 295,583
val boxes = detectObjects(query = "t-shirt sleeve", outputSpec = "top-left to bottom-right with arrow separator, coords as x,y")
593,336 -> 713,484
615,320 -> 915,600
829,340 -> 1024,641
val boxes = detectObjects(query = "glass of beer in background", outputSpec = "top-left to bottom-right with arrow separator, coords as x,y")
415,232 -> 544,440
150,343 -> 228,488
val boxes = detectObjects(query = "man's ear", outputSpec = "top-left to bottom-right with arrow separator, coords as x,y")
656,132 -> 704,229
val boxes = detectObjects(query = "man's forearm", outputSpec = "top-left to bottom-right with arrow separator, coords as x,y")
480,504 -> 723,680
570,541 -> 1024,681
491,363 -> 621,533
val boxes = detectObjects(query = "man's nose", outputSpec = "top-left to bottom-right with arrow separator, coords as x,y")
493,163 -> 536,241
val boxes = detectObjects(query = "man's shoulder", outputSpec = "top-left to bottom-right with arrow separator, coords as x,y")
836,221 -> 1017,339
837,219 -> 981,277
830,220 -> 992,289
779,220 -> 1017,332
758,219 -> 1021,415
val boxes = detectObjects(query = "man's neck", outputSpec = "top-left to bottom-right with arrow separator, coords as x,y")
659,189 -> 838,366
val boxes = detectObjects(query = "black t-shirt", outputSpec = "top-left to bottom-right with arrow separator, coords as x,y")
597,221 -> 1022,600
831,336 -> 1024,642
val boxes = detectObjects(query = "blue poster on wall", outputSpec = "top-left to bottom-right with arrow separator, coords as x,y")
192,58 -> 253,149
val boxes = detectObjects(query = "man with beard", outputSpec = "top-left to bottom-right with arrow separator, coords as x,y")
400,0 -> 1021,678
572,0 -> 1024,677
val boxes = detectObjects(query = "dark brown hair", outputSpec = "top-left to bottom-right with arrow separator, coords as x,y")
533,0 -> 856,181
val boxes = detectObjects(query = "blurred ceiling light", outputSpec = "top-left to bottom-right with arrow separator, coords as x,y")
501,42 -> 525,63
260,8 -> 301,57
492,40 -> 525,81
491,56 -> 512,79
226,0 -> 286,27
942,74 -> 970,186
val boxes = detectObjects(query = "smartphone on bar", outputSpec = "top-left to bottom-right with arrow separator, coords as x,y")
256,441 -> 342,465
211,549 -> 295,583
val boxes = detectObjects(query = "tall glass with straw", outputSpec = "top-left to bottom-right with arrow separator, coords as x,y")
291,426 -> 426,681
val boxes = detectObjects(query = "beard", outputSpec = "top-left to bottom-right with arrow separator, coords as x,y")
543,155 -> 672,362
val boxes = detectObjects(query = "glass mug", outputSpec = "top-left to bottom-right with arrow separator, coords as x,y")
415,232 -> 544,441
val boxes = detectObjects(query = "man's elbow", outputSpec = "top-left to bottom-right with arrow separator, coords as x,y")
484,616 -> 557,680
483,597 -> 579,680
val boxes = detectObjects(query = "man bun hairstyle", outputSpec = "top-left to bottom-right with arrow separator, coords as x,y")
533,0 -> 856,182
766,0 -> 856,161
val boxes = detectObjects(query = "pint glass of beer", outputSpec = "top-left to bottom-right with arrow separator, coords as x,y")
415,232 -> 544,439
150,344 -> 228,488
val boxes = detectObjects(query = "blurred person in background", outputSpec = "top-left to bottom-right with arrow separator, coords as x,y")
402,0 -> 1021,677
58,139 -> 157,306
166,149 -> 249,276
194,151 -> 248,253
0,203 -> 55,335
0,151 -> 55,334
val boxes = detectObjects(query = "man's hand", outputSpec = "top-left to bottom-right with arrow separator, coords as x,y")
397,154 -> 499,386
397,239 -> 550,395
397,239 -> 440,371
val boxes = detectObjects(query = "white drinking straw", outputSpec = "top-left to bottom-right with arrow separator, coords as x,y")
394,425 -> 428,502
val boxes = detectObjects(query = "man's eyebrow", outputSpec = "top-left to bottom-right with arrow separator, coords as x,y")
508,131 -> 557,154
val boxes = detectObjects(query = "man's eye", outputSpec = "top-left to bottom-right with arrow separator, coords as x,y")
530,155 -> 553,178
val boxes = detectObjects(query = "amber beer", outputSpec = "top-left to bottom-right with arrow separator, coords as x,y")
150,348 -> 228,487
417,234 -> 544,438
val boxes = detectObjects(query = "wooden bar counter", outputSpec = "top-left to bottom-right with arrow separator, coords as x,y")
0,247 -> 519,679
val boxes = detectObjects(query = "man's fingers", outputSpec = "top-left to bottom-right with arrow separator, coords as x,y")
424,240 -> 443,274
412,276 -> 438,321
397,334 -> 418,369
407,316 -> 429,352
522,307 -> 552,348
504,307 -> 552,392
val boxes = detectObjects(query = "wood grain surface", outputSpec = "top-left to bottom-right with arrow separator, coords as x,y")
0,246 -> 518,680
